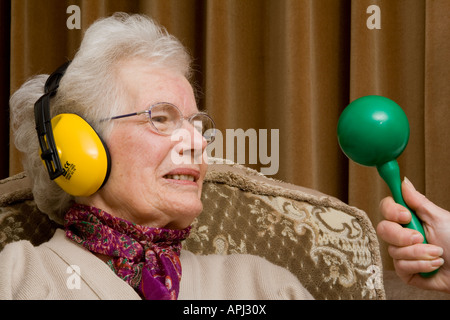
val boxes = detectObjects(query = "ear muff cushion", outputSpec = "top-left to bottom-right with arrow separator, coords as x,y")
50,113 -> 111,197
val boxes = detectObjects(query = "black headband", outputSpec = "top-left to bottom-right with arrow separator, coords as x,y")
34,61 -> 71,180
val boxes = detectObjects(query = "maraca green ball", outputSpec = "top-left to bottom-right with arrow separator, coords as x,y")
337,95 -> 410,167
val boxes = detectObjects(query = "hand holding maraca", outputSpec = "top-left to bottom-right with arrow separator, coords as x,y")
337,95 -> 440,278
378,178 -> 450,293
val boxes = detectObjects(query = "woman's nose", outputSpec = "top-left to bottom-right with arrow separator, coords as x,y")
169,120 -> 207,165
184,119 -> 208,151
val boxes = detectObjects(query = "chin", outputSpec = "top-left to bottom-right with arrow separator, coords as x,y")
167,197 -> 203,228
183,200 -> 204,219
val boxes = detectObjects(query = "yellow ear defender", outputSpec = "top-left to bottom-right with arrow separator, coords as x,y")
34,61 -> 111,197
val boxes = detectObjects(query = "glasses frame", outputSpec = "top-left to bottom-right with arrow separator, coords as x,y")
108,102 -> 216,144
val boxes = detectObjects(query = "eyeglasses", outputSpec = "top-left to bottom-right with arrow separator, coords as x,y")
107,102 -> 216,144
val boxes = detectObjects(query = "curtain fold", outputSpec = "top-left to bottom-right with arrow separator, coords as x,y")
5,0 -> 450,271
424,1 -> 450,211
204,0 -> 351,201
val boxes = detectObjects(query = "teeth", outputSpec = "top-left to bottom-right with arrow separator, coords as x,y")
165,174 -> 195,182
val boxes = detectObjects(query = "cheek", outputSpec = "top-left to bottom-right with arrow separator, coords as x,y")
110,131 -> 141,169
107,126 -> 173,177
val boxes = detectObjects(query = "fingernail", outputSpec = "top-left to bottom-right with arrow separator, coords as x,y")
431,247 -> 444,257
404,177 -> 416,190
412,233 -> 424,244
431,258 -> 445,268
399,209 -> 411,221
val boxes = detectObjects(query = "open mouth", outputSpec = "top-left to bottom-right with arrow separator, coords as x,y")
163,174 -> 196,182
163,168 -> 200,183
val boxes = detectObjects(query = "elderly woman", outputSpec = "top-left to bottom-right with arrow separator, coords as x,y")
0,13 -> 312,300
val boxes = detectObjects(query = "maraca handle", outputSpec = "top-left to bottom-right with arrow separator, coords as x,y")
377,160 -> 438,277
377,161 -> 426,237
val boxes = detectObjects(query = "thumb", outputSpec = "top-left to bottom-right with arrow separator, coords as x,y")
401,177 -> 438,222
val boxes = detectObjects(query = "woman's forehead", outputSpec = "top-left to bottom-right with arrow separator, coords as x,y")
117,60 -> 196,113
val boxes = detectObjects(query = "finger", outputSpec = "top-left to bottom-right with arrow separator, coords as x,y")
401,178 -> 443,222
377,220 -> 423,247
388,244 -> 444,260
379,196 -> 412,224
394,257 -> 444,275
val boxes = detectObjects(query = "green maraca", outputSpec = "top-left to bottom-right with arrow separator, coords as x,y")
337,95 -> 437,277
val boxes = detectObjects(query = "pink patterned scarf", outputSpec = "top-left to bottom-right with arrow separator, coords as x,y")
64,203 -> 191,300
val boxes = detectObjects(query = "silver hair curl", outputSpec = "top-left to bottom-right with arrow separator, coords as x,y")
10,13 -> 192,224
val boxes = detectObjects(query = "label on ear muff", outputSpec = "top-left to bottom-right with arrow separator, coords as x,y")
50,113 -> 110,197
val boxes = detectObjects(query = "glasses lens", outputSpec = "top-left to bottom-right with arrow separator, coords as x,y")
190,113 -> 216,144
148,103 -> 216,144
149,103 -> 182,134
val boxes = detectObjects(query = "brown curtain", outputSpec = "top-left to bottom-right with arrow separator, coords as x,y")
5,0 -> 450,271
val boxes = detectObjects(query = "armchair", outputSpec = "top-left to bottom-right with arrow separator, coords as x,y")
0,158 -> 386,300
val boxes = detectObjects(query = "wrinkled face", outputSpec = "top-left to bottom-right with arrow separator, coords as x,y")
80,58 -> 208,229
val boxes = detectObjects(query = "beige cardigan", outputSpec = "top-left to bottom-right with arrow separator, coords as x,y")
0,229 -> 313,300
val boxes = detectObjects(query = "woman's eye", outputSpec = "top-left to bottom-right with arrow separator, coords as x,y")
152,116 -> 168,123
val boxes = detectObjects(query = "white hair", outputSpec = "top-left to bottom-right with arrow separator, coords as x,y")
10,13 -> 192,224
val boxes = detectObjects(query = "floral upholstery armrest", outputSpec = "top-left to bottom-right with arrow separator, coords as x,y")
184,159 -> 386,300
